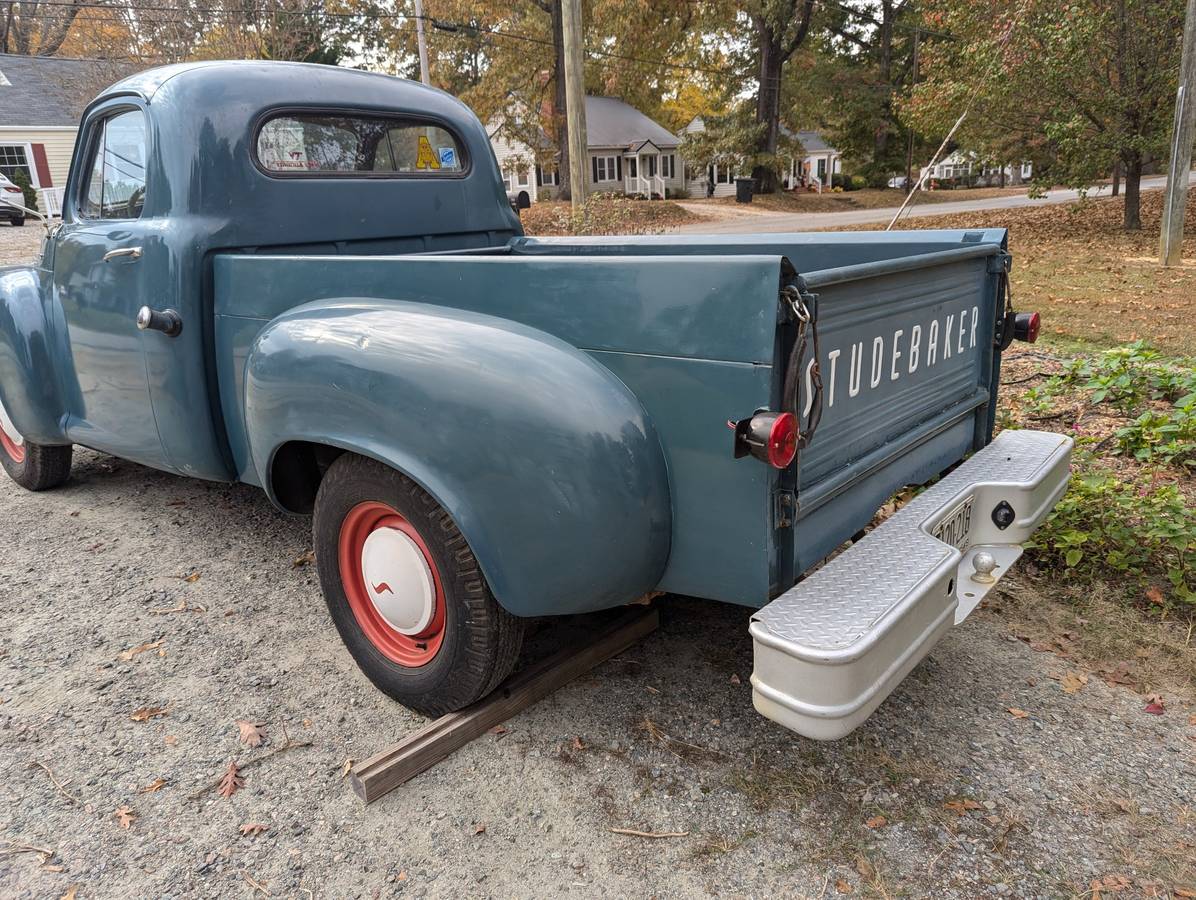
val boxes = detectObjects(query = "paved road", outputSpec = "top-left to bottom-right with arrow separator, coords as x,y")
674,172 -> 1196,234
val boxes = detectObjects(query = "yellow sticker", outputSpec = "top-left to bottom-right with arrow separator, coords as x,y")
416,135 -> 441,170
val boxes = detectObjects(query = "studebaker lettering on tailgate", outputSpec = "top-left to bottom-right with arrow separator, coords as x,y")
0,61 -> 1067,740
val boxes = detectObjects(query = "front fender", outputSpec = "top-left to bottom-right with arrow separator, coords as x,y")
244,299 -> 672,617
0,266 -> 68,445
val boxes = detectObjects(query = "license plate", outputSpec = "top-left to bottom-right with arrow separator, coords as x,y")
933,497 -> 973,549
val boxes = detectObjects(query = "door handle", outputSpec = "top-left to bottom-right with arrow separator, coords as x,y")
103,246 -> 142,262
136,306 -> 182,337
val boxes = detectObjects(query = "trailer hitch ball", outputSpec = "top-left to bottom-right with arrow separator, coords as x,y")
731,411 -> 798,469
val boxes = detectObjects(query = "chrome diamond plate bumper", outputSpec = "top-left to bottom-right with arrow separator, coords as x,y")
750,429 -> 1073,740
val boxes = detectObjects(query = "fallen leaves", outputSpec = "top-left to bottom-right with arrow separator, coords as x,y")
864,815 -> 888,829
236,720 -> 266,748
340,758 -> 354,779
181,572 -> 201,584
292,549 -> 315,568
571,735 -> 586,752
130,705 -> 169,722
118,640 -> 163,661
1144,695 -> 1166,715
943,798 -> 983,815
60,885 -> 79,900
489,724 -> 509,737
164,734 -> 179,747
472,822 -> 487,836
729,673 -> 741,685
114,805 -> 135,829
835,878 -> 853,894
1007,707 -> 1030,719
138,777 -> 168,794
217,762 -> 244,798
239,823 -> 269,837
1058,671 -> 1089,694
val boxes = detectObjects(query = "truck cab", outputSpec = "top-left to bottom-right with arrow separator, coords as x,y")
0,62 -> 1068,740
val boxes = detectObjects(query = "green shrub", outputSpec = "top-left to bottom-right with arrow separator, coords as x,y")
11,168 -> 37,211
1027,450 -> 1194,606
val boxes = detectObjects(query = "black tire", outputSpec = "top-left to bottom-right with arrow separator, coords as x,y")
313,453 -> 524,716
11,216 -> 24,227
0,435 -> 72,491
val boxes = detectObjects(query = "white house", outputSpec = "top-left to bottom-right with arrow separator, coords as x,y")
922,150 -> 1032,185
488,96 -> 684,203
0,54 -> 130,215
682,117 -> 843,196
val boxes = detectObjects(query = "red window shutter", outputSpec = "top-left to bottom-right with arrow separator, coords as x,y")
31,144 -> 52,187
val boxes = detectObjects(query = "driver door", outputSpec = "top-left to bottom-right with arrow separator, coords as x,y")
52,104 -> 169,468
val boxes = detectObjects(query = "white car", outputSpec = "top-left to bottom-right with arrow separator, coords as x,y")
886,175 -> 909,190
0,173 -> 28,226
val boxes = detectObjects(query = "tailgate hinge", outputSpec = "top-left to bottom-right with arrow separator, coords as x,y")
986,250 -> 1012,275
773,490 -> 796,529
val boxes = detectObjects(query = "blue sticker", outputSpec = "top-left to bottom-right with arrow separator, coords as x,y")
438,147 -> 457,167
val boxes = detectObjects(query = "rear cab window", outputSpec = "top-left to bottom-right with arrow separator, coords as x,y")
255,113 -> 466,177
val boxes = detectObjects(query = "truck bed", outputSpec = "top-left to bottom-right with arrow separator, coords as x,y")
212,228 -> 1008,611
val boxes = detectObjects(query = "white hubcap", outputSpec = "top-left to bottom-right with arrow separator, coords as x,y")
0,394 -> 23,449
360,527 -> 435,635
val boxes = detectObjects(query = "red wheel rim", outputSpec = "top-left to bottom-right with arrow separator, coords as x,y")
338,501 -> 446,667
0,398 -> 24,464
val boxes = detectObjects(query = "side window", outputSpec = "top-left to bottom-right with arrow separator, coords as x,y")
79,109 -> 148,220
256,113 -> 466,176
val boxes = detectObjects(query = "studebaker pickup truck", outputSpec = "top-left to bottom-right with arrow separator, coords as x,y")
0,61 -> 1070,739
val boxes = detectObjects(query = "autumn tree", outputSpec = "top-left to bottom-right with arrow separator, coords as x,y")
905,0 -> 1188,230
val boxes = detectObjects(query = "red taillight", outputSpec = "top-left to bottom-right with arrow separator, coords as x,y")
767,412 -> 798,469
1014,311 -> 1040,343
731,410 -> 800,468
2,186 -> 20,193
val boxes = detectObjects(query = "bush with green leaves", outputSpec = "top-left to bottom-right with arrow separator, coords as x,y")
1026,449 -> 1194,606
11,168 -> 37,211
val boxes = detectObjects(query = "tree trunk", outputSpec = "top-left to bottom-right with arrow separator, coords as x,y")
1111,160 -> 1121,196
550,0 -> 571,200
752,29 -> 783,193
1122,151 -> 1142,230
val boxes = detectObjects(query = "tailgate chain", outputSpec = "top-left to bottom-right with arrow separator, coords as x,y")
780,284 -> 823,454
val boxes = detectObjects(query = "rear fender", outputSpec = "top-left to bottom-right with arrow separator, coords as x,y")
245,299 -> 672,617
0,266 -> 68,444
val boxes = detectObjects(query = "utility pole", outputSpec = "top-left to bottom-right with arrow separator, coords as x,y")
1160,0 -> 1196,265
561,0 -> 587,209
413,0 -> 431,86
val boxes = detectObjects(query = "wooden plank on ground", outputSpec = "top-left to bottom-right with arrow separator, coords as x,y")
349,607 -> 660,804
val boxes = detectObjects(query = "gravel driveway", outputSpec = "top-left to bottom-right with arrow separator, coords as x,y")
0,223 -> 43,267
2,231 -> 1194,898
2,449 -> 1194,898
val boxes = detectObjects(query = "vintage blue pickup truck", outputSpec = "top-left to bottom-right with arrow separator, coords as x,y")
0,62 -> 1070,739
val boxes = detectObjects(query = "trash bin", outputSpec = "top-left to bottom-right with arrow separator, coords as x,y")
735,177 -> 754,203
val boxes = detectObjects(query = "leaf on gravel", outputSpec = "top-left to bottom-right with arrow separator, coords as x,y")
943,799 -> 983,815
239,823 -> 269,837
1007,707 -> 1030,719
1060,671 -> 1088,694
473,822 -> 487,835
182,572 -> 201,583
130,706 -> 169,722
489,725 -> 509,736
292,550 -> 315,568
115,804 -> 135,829
1101,661 -> 1138,687
854,856 -> 875,880
60,886 -> 79,900
235,720 -> 265,748
729,674 -> 741,685
571,736 -> 586,751
118,640 -> 163,661
217,762 -> 244,798
340,758 -> 354,778
835,879 -> 853,895
138,777 -> 167,794
864,815 -> 887,829
1143,695 -> 1165,715
164,734 -> 179,746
